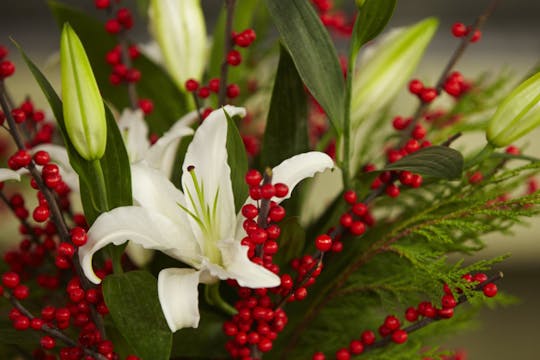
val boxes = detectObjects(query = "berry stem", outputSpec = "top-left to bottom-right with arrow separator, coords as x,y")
400,0 -> 501,146
354,272 -> 504,356
255,168 -> 273,258
218,0 -> 236,107
3,290 -> 108,360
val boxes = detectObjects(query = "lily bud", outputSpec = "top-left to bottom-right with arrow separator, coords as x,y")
60,23 -> 106,161
487,71 -> 540,147
351,18 -> 438,126
148,0 -> 207,91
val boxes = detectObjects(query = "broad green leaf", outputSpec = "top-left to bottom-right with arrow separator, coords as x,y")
382,146 -> 464,180
350,0 -> 396,58
261,45 -> 309,168
15,42 -> 132,224
225,112 -> 249,212
263,0 -> 345,131
103,271 -> 172,360
171,307 -> 227,358
48,0 -> 191,135
273,217 -> 306,266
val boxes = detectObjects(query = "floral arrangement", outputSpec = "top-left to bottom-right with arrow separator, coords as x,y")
1,0 -> 539,359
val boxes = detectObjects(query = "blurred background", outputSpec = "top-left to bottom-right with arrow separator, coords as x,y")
1,1 -> 539,358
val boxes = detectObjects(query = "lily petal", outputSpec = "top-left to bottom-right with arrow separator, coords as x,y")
0,169 -> 21,183
118,109 -> 150,163
144,122 -> 194,177
181,106 -> 245,243
158,268 -> 201,331
80,206 -> 201,284
270,151 -> 334,204
220,242 -> 281,288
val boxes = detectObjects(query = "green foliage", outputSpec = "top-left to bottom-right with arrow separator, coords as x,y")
225,112 -> 249,212
261,45 -> 309,169
263,0 -> 345,132
103,271 -> 172,360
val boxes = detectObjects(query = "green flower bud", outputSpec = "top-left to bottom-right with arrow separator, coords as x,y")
149,0 -> 207,91
351,18 -> 438,127
60,23 -> 106,161
486,71 -> 540,147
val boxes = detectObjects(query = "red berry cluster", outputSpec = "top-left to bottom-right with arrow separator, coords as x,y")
311,0 -> 354,36
408,79 -> 438,104
106,44 -> 142,85
443,71 -> 471,98
223,169 -> 290,357
185,77 -> 240,102
0,97 -> 53,147
0,45 -> 15,79
451,22 -> 481,43
312,273 -> 499,359
336,190 -> 375,245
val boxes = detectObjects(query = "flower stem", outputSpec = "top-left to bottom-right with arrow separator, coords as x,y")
205,283 -> 237,316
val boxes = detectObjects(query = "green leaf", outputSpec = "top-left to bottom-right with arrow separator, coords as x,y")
225,112 -> 249,212
382,146 -> 464,180
273,217 -> 306,266
261,45 -> 309,168
15,41 -> 132,224
350,0 -> 397,58
103,271 -> 172,360
263,0 -> 345,131
171,307 -> 227,358
48,0 -> 191,135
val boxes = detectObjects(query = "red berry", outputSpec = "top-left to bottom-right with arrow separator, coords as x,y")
410,174 -> 423,188
405,307 -> 418,322
411,124 -> 426,140
138,99 -> 154,114
260,184 -> 276,199
226,84 -> 240,98
11,109 -> 26,123
31,318 -> 44,330
13,316 -> 30,330
105,49 -> 121,65
408,79 -> 424,95
468,171 -> 483,184
470,29 -> 481,43
294,287 -> 307,301
444,79 -> 462,97
385,184 -> 400,198
352,202 -> 367,217
257,337 -> 272,352
198,86 -> 211,98
33,205 -> 50,223
349,340 -> 364,355
505,145 -> 520,155
40,336 -> 55,349
343,190 -> 357,204
116,8 -> 133,29
2,272 -> 20,288
391,329 -> 408,344
384,315 -> 400,331
483,283 -> 498,297
208,78 -> 220,92
451,22 -> 467,37
438,307 -> 454,319
33,151 -> 50,165
349,221 -> 366,236
0,45 -> 7,59
361,330 -> 376,345
95,0 -> 110,9
125,68 -> 141,82
105,19 -> 122,34
420,87 -> 438,103
441,294 -> 457,309
269,206 -> 286,222
226,50 -> 242,66
0,60 -> 15,78
13,284 -> 30,299
315,234 -> 332,252
335,348 -> 351,360
245,170 -> 262,186
274,183 -> 289,198
312,352 -> 326,360
70,227 -> 88,246
185,79 -> 199,92
392,116 -> 411,131
241,204 -> 258,219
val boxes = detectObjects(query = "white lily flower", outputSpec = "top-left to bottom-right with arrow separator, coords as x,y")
0,169 -> 21,183
78,106 -> 334,332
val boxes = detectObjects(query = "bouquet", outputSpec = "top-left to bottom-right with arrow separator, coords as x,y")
0,0 -> 539,359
